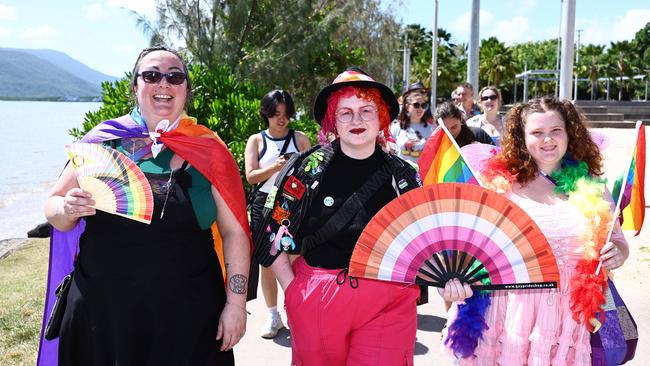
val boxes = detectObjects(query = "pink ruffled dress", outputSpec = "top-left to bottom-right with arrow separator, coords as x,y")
450,193 -> 606,365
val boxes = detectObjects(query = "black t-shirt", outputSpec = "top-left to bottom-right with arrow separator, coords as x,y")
296,146 -> 398,269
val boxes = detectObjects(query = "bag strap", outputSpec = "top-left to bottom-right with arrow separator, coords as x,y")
278,129 -> 294,155
248,129 -> 295,201
300,163 -> 392,254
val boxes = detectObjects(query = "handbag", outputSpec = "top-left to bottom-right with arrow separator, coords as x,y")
590,278 -> 638,365
44,271 -> 73,340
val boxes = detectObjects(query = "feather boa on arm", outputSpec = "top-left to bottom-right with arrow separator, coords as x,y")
552,161 -> 612,332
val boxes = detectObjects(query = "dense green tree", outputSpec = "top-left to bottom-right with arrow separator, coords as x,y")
137,0 -> 366,109
632,22 -> 650,70
335,1 -> 402,90
511,39 -> 559,98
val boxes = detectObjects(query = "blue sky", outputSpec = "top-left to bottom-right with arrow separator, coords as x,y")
1,0 -> 648,77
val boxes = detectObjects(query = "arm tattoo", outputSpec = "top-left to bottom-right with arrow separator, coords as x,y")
228,274 -> 248,294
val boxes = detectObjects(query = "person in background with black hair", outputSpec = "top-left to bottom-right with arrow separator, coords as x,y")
435,101 -> 493,147
244,90 -> 311,339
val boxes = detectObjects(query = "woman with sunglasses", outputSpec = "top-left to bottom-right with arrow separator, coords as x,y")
43,46 -> 250,365
390,90 -> 433,162
253,68 -> 424,365
244,89 -> 311,339
467,86 -> 504,145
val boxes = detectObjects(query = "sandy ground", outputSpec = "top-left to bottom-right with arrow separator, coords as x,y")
2,127 -> 648,365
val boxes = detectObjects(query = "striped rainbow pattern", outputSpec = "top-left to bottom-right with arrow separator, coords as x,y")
349,183 -> 560,290
418,128 -> 478,185
66,143 -> 153,224
612,124 -> 645,235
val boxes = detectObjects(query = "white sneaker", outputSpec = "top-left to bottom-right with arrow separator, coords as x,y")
260,314 -> 285,339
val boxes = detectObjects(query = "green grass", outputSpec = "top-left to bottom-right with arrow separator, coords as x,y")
0,239 -> 49,366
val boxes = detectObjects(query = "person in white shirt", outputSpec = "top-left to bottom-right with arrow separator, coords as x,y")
466,86 -> 504,146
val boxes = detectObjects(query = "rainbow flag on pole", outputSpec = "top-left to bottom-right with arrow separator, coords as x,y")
611,121 -> 646,235
417,122 -> 480,186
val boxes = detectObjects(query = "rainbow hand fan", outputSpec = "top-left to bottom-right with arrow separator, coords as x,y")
349,183 -> 560,290
65,143 -> 153,224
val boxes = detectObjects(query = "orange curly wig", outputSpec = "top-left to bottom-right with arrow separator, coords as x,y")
496,97 -> 603,184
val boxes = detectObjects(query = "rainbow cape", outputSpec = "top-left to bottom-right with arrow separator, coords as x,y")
36,112 -> 251,366
418,126 -> 479,185
611,122 -> 646,235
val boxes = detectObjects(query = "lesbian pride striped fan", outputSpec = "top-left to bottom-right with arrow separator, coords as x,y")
66,143 -> 153,224
349,183 -> 560,290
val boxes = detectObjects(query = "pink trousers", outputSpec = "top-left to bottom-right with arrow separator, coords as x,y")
285,256 -> 420,366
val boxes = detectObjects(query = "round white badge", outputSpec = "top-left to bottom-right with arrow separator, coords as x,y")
323,196 -> 334,207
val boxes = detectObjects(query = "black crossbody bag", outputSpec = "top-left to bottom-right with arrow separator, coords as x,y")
247,130 -> 295,209
44,271 -> 73,340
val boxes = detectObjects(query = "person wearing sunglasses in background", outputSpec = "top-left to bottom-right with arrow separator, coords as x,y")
389,83 -> 433,162
43,46 -> 250,365
253,68 -> 426,365
467,86 -> 505,146
244,90 -> 311,339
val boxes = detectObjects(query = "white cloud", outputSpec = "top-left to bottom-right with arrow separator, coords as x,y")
491,16 -> 532,45
578,9 -> 650,46
107,0 -> 156,19
83,3 -> 110,20
612,9 -> 650,42
449,10 -> 495,42
0,27 -> 9,38
19,26 -> 59,40
514,0 -> 537,15
0,4 -> 17,20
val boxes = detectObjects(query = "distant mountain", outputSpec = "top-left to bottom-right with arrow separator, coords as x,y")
0,48 -> 119,100
10,48 -> 120,86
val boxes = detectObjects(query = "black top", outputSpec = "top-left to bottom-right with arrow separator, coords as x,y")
296,146 -> 398,269
455,125 -> 495,147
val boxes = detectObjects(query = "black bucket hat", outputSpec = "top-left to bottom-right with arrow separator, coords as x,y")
313,67 -> 399,125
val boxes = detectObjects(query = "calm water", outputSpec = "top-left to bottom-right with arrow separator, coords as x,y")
0,101 -> 102,240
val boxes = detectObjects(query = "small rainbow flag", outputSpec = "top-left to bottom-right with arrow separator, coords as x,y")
418,124 -> 479,186
611,122 -> 646,235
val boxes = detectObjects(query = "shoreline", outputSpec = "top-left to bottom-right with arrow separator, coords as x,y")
0,238 -> 28,260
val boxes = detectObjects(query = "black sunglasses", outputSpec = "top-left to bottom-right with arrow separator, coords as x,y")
137,70 -> 187,85
410,102 -> 428,109
480,95 -> 498,101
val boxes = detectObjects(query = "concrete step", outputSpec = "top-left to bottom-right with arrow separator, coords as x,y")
584,113 -> 625,121
589,120 -> 637,128
577,106 -> 608,114
576,100 -> 650,107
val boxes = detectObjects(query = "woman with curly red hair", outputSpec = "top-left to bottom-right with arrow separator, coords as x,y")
253,68 -> 425,365
440,97 -> 630,365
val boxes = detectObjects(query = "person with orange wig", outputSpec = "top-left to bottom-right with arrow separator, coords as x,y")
440,97 -> 630,365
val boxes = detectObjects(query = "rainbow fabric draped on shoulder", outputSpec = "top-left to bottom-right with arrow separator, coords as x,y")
36,112 -> 251,366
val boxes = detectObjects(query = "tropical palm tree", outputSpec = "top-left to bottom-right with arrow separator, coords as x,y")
579,44 -> 605,100
606,41 -> 638,100
479,37 -> 517,88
